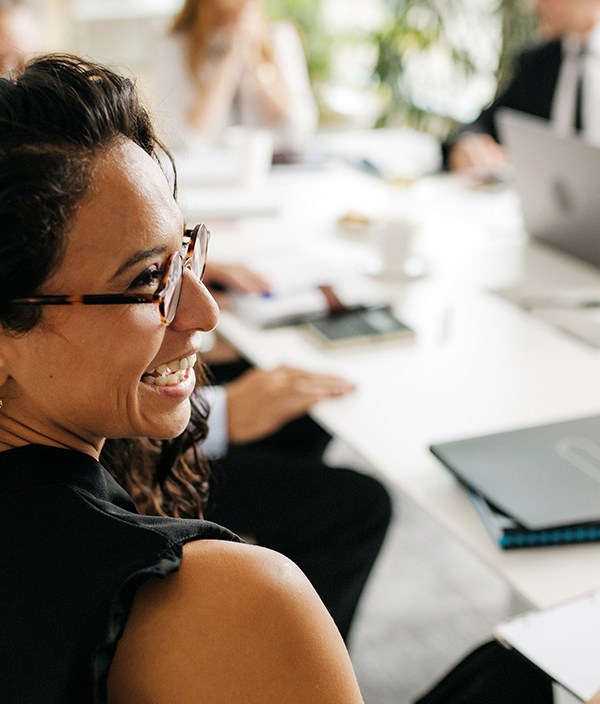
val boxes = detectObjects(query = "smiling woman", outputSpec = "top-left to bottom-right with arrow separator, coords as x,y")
3,138 -> 218,447
0,55 -> 363,704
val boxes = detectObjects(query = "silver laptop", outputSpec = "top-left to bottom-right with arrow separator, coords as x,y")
430,414 -> 600,530
497,108 -> 600,268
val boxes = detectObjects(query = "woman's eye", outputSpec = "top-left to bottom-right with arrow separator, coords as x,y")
129,266 -> 162,291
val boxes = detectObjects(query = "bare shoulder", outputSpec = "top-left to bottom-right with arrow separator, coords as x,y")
107,540 -> 363,704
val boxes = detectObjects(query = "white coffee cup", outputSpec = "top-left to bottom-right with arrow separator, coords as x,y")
226,127 -> 274,188
372,217 -> 419,279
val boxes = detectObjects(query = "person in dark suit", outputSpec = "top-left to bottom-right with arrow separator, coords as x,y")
446,0 -> 600,171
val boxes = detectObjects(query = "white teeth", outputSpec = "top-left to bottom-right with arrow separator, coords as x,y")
142,354 -> 196,387
145,354 -> 196,379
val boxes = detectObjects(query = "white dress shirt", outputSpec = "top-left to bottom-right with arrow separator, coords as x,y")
199,385 -> 229,459
552,22 -> 600,143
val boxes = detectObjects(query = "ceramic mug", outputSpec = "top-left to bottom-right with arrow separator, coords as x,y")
373,217 -> 419,279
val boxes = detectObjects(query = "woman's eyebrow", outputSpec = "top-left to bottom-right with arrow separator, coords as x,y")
111,246 -> 168,280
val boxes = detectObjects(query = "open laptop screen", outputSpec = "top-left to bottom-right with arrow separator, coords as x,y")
497,108 -> 600,268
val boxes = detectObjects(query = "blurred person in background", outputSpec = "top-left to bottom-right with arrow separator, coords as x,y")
0,0 -> 41,76
446,0 -> 600,172
152,0 -> 318,157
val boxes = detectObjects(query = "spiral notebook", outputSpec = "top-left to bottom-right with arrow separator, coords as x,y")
468,490 -> 600,549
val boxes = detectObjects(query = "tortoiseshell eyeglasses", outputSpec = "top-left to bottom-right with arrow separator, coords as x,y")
9,223 -> 210,326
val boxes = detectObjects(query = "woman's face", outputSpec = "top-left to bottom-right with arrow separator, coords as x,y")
210,0 -> 255,21
0,139 -> 219,457
533,0 -> 600,38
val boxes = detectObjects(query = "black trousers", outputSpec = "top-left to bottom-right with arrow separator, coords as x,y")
413,639 -> 554,704
205,360 -> 393,642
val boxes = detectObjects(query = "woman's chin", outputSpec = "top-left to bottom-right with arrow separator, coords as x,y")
138,403 -> 192,441
159,412 -> 192,440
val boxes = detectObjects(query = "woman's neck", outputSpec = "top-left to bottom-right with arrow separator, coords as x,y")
0,418 -> 102,458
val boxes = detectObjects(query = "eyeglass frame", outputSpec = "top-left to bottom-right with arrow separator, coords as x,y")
9,223 -> 210,326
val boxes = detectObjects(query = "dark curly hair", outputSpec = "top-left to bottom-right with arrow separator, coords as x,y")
0,54 -> 210,518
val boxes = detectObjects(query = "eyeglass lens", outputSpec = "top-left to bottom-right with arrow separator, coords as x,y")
189,224 -> 208,280
163,225 -> 208,324
164,255 -> 183,325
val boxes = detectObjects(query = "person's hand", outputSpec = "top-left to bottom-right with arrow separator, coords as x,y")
448,133 -> 507,172
587,690 -> 600,704
203,262 -> 271,309
240,1 -> 264,34
225,365 -> 356,444
219,0 -> 265,65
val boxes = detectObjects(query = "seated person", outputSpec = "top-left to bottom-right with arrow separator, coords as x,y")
446,0 -> 600,172
152,0 -> 318,155
0,53 -> 363,703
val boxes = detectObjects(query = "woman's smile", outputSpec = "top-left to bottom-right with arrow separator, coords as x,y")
141,352 -> 197,387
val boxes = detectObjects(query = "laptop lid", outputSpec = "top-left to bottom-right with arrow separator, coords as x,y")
496,108 -> 600,268
430,415 -> 600,530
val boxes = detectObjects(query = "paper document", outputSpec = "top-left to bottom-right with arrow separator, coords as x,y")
494,589 -> 600,701
229,248 -> 388,329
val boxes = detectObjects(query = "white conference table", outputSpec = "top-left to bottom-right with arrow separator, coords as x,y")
180,131 -> 600,612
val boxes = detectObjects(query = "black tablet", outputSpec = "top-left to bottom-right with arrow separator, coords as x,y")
305,306 -> 414,347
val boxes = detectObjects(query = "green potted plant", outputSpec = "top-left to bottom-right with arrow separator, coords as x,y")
370,0 -> 539,135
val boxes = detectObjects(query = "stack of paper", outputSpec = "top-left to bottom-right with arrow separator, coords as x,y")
495,590 -> 600,701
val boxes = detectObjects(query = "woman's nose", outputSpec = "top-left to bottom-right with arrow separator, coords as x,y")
170,269 -> 219,332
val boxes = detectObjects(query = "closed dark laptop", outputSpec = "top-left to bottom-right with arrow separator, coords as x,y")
497,108 -> 600,268
430,415 -> 600,530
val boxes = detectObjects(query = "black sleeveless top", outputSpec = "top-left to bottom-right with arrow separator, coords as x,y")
0,444 -> 240,704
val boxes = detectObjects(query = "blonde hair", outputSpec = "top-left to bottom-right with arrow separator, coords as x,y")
172,0 -> 216,78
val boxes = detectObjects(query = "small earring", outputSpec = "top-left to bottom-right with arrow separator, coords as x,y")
0,399 -> 3,411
